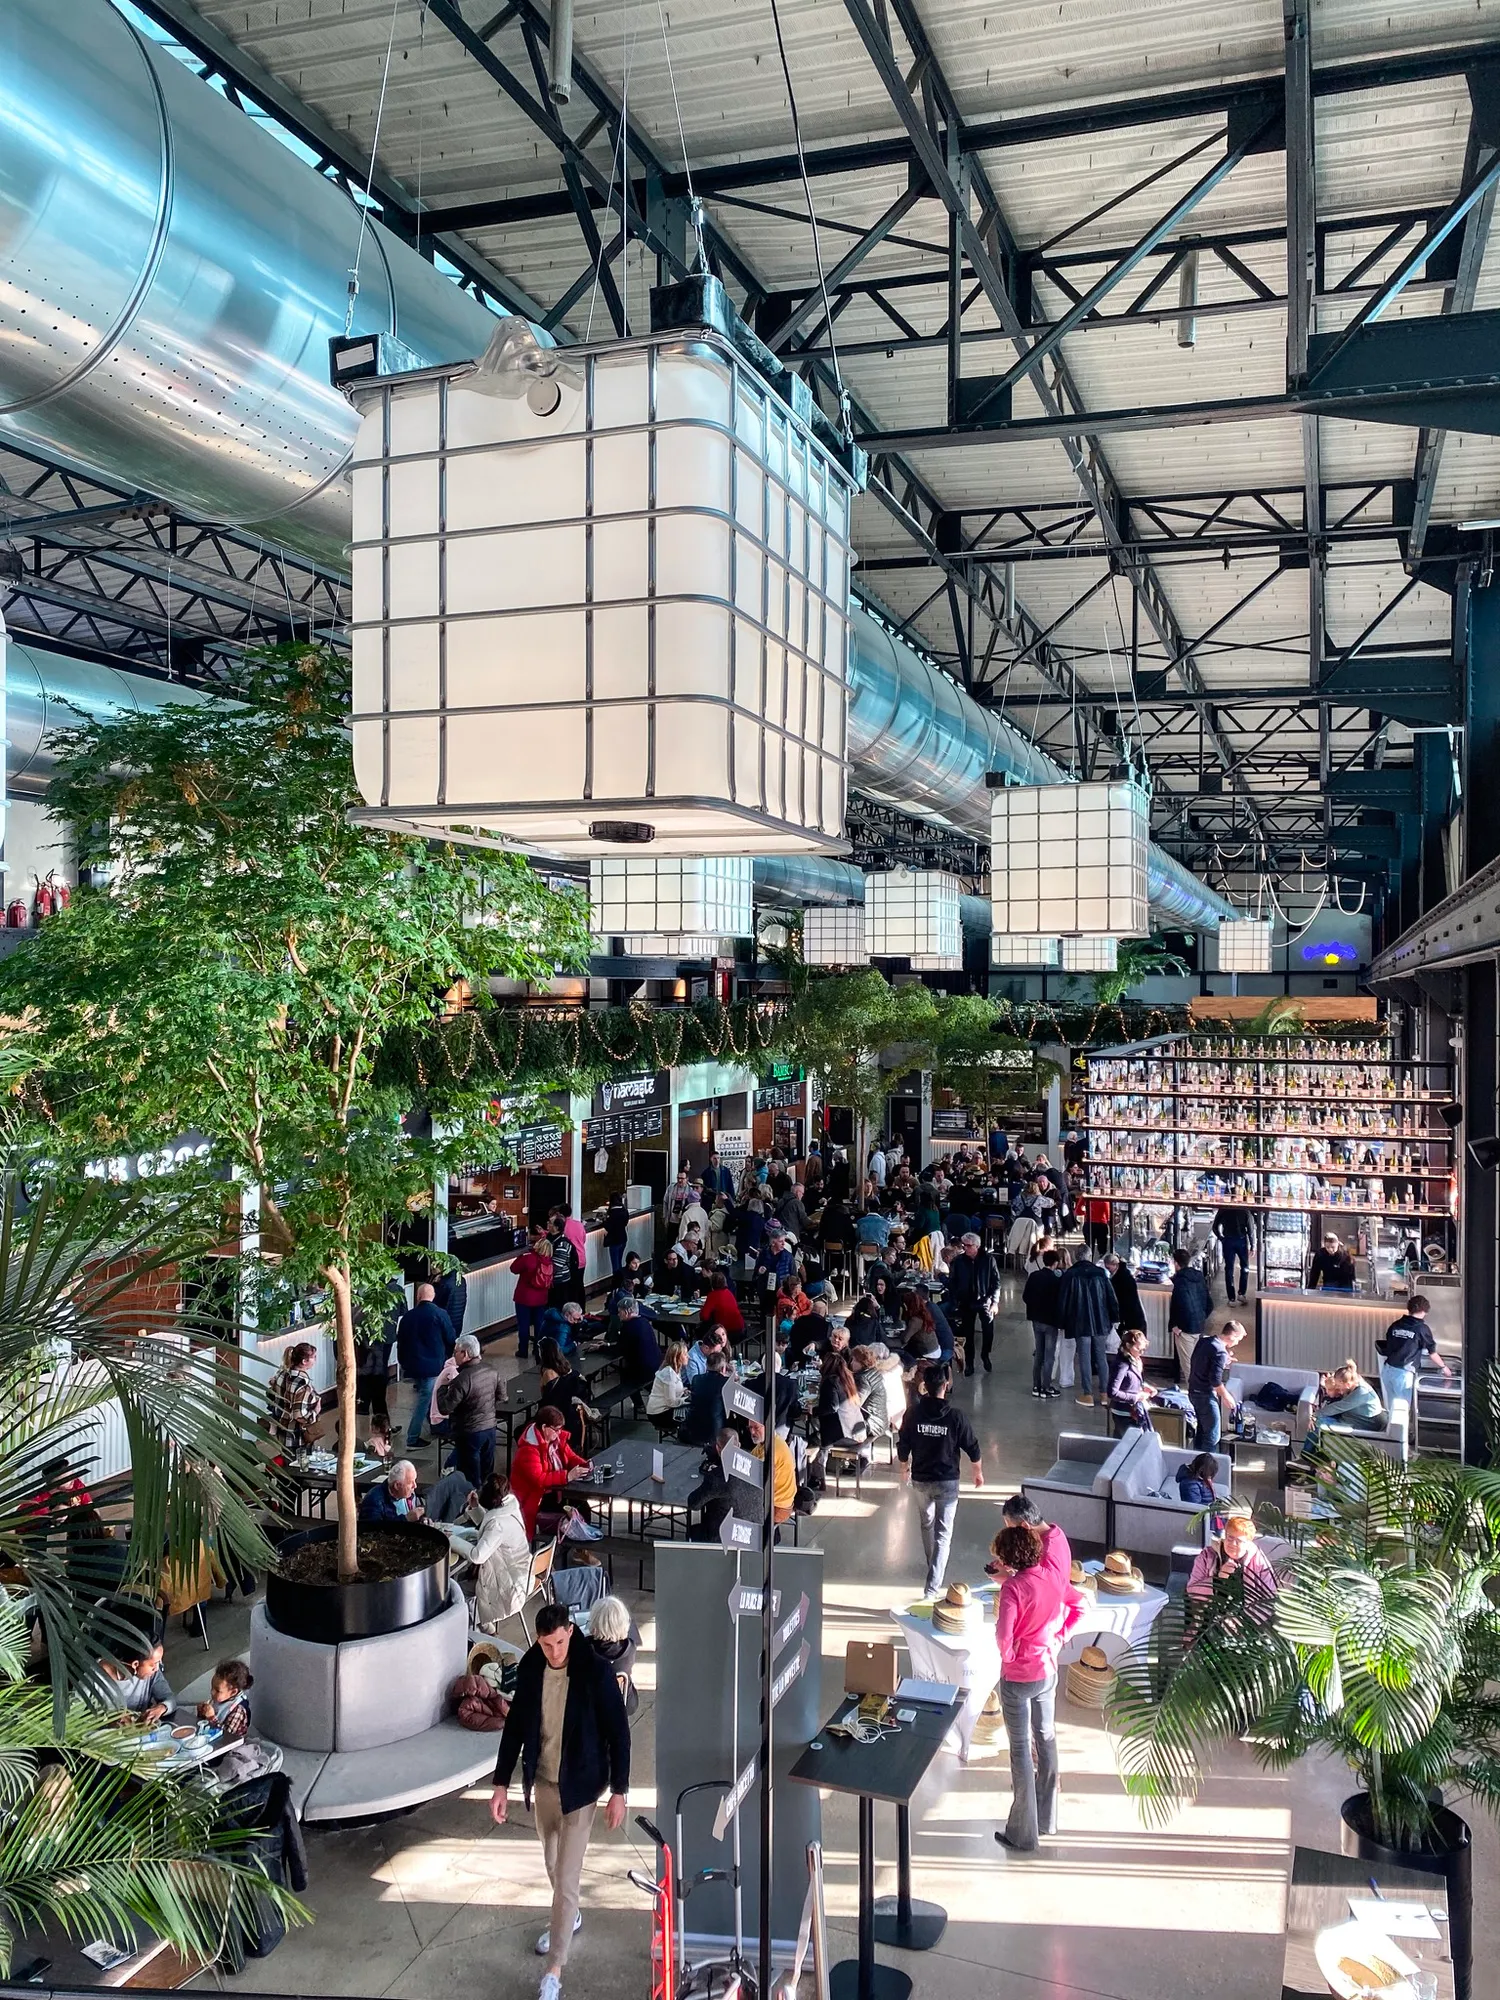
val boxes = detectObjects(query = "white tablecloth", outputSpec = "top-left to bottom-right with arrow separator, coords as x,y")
892,1605 -> 1001,1754
1058,1582 -> 1169,1664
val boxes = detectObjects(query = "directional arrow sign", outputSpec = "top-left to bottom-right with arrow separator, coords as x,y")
722,1446 -> 759,1484
773,1592 -> 810,1658
771,1638 -> 811,1710
726,1382 -> 763,1424
718,1513 -> 757,1551
711,1754 -> 758,1840
727,1581 -> 782,1619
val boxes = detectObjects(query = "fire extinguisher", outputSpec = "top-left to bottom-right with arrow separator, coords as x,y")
32,878 -> 55,923
53,877 -> 71,912
5,900 -> 29,929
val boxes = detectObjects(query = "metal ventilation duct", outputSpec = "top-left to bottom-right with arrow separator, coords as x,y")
0,0 -> 1231,931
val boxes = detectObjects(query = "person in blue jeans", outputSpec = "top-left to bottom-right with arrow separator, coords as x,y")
396,1282 -> 455,1448
1374,1293 -> 1451,1413
1187,1319 -> 1246,1452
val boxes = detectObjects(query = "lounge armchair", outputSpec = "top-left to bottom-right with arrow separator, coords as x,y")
1109,1431 -> 1234,1560
1020,1429 -> 1145,1548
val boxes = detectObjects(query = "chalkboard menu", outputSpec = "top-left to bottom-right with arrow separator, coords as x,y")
583,1106 -> 665,1149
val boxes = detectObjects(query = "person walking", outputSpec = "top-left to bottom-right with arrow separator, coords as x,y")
1021,1249 -> 1063,1399
490,1603 -> 631,2000
1212,1204 -> 1254,1303
945,1231 -> 1001,1376
1168,1247 -> 1213,1386
1188,1317 -> 1246,1452
1375,1292 -> 1451,1412
547,1212 -> 586,1312
436,1332 -> 501,1488
896,1362 -> 983,1595
396,1283 -> 455,1450
512,1229 -> 554,1361
990,1522 -> 1084,1852
1056,1251 -> 1117,1409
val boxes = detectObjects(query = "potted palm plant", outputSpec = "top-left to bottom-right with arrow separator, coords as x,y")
0,1159 -> 307,1970
1109,1439 -> 1500,2000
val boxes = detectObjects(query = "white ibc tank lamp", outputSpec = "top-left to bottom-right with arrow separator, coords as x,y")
1059,935 -> 1119,973
346,313 -> 860,857
989,779 -> 1149,939
1217,918 -> 1274,972
990,935 -> 1061,968
589,856 -> 754,957
802,904 -> 869,967
865,868 -> 963,970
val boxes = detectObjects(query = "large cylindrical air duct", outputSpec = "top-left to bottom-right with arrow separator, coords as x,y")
0,0 -> 497,568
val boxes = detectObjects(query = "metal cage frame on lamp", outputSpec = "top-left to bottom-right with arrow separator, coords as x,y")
990,935 -> 1061,968
801,904 -> 869,967
1216,918 -> 1274,972
864,868 -> 963,970
345,317 -> 860,857
1059,935 -> 1119,973
590,856 -> 754,956
989,779 -> 1149,939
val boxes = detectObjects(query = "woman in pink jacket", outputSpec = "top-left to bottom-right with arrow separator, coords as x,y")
992,1522 -> 1085,1851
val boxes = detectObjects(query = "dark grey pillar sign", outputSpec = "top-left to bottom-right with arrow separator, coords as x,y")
1463,585 -> 1500,1460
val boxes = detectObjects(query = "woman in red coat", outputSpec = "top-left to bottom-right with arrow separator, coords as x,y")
701,1273 -> 745,1342
511,1228 -> 553,1360
509,1406 -> 590,1538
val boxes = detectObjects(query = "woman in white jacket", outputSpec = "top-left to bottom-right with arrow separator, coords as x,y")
646,1339 -> 691,1418
463,1474 -> 533,1633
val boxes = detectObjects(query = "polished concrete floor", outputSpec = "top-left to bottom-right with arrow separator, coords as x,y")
169,1274 -> 1496,2000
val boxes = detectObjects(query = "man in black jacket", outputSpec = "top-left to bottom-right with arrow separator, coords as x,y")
896,1363 -> 983,1593
491,1603 -> 630,1998
1169,1247 -> 1213,1385
945,1232 -> 1002,1377
1021,1250 -> 1063,1399
435,1333 -> 500,1488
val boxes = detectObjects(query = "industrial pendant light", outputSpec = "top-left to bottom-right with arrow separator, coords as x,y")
589,856 -> 754,956
865,868 -> 963,970
988,777 -> 1150,939
344,283 -> 865,857
801,904 -> 869,966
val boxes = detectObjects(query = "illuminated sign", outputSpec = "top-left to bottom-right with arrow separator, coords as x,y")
1300,939 -> 1359,966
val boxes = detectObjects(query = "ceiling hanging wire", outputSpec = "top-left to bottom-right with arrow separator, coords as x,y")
767,0 -> 851,439
344,0 -> 404,334
586,1 -> 639,338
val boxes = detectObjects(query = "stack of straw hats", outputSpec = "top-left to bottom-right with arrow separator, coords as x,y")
1097,1550 -> 1145,1595
932,1581 -> 980,1633
971,1688 -> 1005,1745
1065,1643 -> 1116,1708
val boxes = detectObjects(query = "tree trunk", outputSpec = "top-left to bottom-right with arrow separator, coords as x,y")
325,1259 -> 359,1582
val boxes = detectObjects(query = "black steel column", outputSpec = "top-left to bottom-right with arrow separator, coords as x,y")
1461,962 -> 1498,1463
1461,581 -> 1500,1460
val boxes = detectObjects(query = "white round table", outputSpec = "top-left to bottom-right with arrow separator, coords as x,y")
892,1601 -> 1001,1755
1058,1581 -> 1169,1664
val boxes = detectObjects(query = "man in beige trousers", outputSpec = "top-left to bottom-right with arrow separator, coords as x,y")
491,1602 -> 631,2000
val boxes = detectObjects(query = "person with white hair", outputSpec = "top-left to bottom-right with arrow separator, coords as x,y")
437,1331 -> 501,1487
359,1458 -> 424,1524
587,1594 -> 641,1716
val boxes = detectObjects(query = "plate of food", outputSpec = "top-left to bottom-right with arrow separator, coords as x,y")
1314,1920 -> 1418,1998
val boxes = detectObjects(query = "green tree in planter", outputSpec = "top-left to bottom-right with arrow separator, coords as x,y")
773,971 -> 941,1167
926,993 -> 1059,1135
1109,1440 -> 1500,1854
0,645 -> 590,1581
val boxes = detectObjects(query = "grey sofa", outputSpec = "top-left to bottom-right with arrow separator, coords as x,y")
1021,1429 -> 1145,1547
1108,1432 -> 1235,1560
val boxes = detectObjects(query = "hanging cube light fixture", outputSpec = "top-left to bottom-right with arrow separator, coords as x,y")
989,779 -> 1149,938
802,904 -> 869,967
1217,918 -> 1274,972
589,856 -> 754,957
865,869 -> 963,970
344,283 -> 865,858
990,935 -> 1061,968
1059,935 -> 1119,973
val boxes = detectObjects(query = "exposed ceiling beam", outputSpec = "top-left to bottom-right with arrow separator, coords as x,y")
839,0 -> 1269,833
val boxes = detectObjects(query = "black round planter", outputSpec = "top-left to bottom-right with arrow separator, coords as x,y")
264,1524 -> 450,1644
1340,1792 -> 1472,2000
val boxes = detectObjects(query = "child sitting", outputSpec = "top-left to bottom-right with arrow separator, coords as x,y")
365,1415 -> 394,1459
197,1658 -> 254,1739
